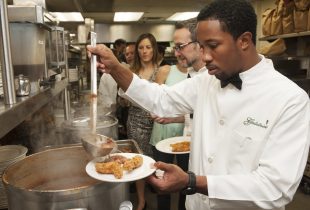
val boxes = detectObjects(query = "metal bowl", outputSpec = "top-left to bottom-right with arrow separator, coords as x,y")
81,133 -> 118,158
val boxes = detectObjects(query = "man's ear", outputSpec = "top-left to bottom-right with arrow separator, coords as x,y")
238,32 -> 252,50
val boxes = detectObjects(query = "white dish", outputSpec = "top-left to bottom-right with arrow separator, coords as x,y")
86,153 -> 156,183
155,136 -> 191,154
0,145 -> 28,163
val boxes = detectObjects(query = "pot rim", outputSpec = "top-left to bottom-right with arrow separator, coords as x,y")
1,145 -> 110,193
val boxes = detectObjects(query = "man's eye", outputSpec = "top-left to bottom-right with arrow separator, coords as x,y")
208,43 -> 218,49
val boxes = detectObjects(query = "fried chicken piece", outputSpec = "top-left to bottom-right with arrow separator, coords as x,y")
95,161 -> 123,179
104,155 -> 127,164
170,141 -> 190,152
112,163 -> 123,179
123,155 -> 143,171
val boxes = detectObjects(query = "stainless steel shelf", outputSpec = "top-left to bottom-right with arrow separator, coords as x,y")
259,31 -> 310,41
0,78 -> 68,139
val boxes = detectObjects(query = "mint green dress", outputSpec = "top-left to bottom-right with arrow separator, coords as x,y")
150,65 -> 187,146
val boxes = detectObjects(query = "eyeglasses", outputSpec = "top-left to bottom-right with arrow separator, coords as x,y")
173,41 -> 198,52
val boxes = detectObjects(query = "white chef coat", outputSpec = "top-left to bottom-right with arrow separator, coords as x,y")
188,66 -> 207,78
124,55 -> 310,210
184,66 -> 207,136
98,63 -> 130,110
98,73 -> 117,109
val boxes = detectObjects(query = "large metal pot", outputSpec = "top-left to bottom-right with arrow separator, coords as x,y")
62,115 -> 119,144
2,145 -> 128,210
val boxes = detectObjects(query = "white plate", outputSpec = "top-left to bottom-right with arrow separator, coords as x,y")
86,153 -> 156,183
155,136 -> 191,154
0,145 -> 27,163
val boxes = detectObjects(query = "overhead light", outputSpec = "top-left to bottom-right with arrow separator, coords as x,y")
114,12 -> 144,22
50,12 -> 84,22
167,12 -> 199,21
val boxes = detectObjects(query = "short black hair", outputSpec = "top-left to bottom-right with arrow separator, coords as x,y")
197,0 -> 257,45
114,38 -> 126,47
158,44 -> 166,55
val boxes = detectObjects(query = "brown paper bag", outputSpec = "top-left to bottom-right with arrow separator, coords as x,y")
271,0 -> 284,35
294,9 -> 308,32
262,8 -> 275,36
294,0 -> 310,10
282,0 -> 295,34
271,10 -> 283,35
282,14 -> 294,34
308,9 -> 310,30
259,38 -> 286,56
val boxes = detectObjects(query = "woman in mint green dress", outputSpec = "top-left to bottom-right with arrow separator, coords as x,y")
150,63 -> 188,210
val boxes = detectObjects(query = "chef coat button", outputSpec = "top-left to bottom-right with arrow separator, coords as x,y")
245,137 -> 252,141
219,119 -> 224,125
208,157 -> 213,163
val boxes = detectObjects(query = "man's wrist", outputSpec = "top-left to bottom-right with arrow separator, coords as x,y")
196,175 -> 208,195
181,171 -> 196,195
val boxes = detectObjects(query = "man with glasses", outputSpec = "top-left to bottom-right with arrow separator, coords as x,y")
152,21 -> 206,127
173,21 -> 206,77
87,0 -> 310,209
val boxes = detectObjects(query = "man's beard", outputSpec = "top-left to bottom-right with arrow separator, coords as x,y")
186,58 -> 196,68
180,56 -> 196,68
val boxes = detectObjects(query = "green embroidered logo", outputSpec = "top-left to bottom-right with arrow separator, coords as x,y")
243,117 -> 269,129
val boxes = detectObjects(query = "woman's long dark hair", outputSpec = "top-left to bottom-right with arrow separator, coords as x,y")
131,33 -> 160,74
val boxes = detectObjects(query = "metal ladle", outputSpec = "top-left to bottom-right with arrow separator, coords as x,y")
81,32 -> 117,158
81,133 -> 118,158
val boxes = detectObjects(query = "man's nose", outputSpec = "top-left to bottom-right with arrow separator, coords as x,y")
202,50 -> 212,63
174,50 -> 181,57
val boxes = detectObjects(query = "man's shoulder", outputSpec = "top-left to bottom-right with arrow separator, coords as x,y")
267,70 -> 309,101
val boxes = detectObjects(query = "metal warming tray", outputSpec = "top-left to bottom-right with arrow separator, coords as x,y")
116,139 -> 143,154
38,139 -> 142,154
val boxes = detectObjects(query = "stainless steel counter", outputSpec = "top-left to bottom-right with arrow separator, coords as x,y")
0,78 -> 68,139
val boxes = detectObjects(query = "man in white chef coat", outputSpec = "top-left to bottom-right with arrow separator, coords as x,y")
98,44 -> 135,113
87,0 -> 310,209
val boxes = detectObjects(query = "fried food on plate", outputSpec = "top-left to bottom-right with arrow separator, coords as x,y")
104,155 -> 127,164
95,154 -> 144,179
170,141 -> 190,152
95,161 -> 123,179
123,155 -> 143,171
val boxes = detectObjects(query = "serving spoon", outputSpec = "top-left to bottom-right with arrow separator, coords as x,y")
81,32 -> 117,158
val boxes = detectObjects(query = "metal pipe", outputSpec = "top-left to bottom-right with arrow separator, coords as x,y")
64,87 -> 70,120
0,0 -> 16,105
64,32 -> 70,121
90,31 -> 97,134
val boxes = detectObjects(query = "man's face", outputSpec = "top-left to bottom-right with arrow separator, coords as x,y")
173,28 -> 201,68
196,20 -> 243,80
116,44 -> 126,54
125,45 -> 135,65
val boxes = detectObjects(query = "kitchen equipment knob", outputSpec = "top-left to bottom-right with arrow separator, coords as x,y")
119,201 -> 133,210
